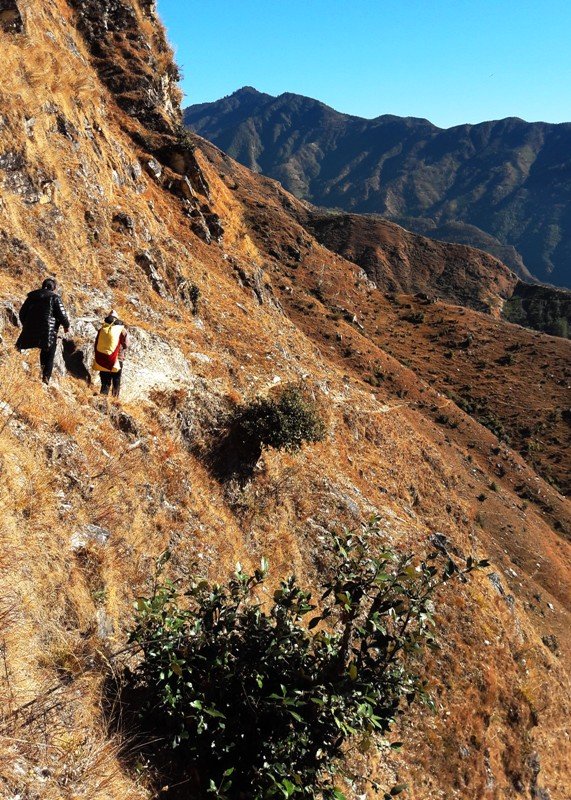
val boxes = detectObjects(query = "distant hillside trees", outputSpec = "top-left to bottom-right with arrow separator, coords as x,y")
185,88 -> 571,288
503,283 -> 571,339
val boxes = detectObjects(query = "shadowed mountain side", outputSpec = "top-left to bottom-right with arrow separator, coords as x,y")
185,88 -> 571,288
504,281 -> 571,338
304,212 -> 518,313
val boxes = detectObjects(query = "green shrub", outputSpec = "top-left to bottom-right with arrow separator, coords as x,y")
401,311 -> 425,325
234,384 -> 326,455
497,353 -> 514,366
207,384 -> 326,481
547,317 -> 568,338
120,524 -> 486,799
503,297 -> 526,325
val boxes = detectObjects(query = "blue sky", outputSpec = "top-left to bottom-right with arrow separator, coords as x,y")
157,0 -> 571,128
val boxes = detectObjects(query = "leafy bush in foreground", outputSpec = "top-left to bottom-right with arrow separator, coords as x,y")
123,523 -> 486,799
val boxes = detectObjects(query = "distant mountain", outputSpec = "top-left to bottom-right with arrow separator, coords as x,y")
185,88 -> 571,288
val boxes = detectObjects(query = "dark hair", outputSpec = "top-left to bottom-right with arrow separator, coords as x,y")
42,278 -> 57,292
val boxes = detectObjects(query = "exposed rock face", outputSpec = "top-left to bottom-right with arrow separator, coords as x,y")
68,0 -> 181,133
118,326 -> 194,401
0,151 -> 55,204
185,87 -> 571,288
135,250 -> 167,295
68,0 -> 218,241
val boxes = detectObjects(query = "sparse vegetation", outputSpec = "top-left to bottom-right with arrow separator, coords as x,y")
365,364 -> 385,387
402,311 -> 425,325
118,526 -> 487,799
497,353 -> 514,366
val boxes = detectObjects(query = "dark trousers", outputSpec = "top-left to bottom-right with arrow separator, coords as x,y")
40,340 -> 57,383
100,368 -> 122,398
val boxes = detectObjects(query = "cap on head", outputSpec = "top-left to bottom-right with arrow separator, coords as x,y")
42,278 -> 57,292
109,309 -> 118,319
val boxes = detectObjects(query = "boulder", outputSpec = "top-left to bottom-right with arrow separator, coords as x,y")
119,327 -> 193,402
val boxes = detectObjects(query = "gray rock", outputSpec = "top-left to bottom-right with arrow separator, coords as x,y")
541,634 -> 559,655
139,0 -> 157,17
190,210 -> 212,244
0,151 -> 36,200
96,608 -> 114,639
145,158 -> 162,181
112,212 -> 135,234
130,161 -> 142,181
190,352 -> 211,364
135,250 -> 167,296
24,117 -> 35,138
179,175 -> 197,200
487,572 -> 505,596
118,327 -> 193,402
204,212 -> 224,242
71,524 -> 111,551
3,303 -> 19,328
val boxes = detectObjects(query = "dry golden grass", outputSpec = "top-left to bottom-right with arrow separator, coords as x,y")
0,1 -> 568,798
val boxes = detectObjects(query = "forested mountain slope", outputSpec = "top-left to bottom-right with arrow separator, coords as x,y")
185,87 -> 571,288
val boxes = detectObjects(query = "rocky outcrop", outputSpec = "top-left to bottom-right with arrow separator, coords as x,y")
67,0 -> 217,242
0,151 -> 55,205
135,250 -> 168,295
68,0 -> 180,134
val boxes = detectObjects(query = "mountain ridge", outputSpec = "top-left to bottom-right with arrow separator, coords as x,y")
185,87 -> 571,287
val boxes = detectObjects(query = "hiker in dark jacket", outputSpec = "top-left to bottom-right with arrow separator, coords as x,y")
16,278 -> 70,384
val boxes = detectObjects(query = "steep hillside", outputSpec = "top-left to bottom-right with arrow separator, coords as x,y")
185,88 -> 571,288
195,136 -> 571,498
0,4 -> 570,800
304,212 -> 517,314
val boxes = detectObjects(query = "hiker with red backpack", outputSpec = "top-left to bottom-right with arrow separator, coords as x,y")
16,278 -> 70,385
93,310 -> 129,398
